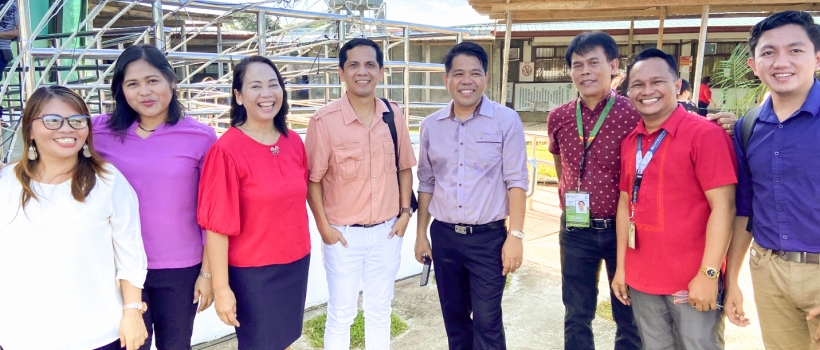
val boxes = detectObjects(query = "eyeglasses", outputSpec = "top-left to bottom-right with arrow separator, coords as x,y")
33,114 -> 90,130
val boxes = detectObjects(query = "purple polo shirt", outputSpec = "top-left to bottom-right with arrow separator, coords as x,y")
418,95 -> 529,225
733,80 -> 820,254
92,115 -> 217,269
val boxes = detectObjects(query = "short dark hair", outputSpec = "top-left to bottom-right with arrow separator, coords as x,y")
749,11 -> 820,56
701,76 -> 711,86
230,56 -> 289,137
679,79 -> 692,95
108,44 -> 185,139
565,32 -> 619,67
339,38 -> 383,69
444,42 -> 489,74
626,48 -> 678,81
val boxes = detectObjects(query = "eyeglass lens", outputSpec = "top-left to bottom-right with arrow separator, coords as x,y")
40,115 -> 89,130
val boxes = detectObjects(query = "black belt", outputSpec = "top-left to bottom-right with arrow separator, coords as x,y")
564,217 -> 615,230
772,250 -> 820,264
351,220 -> 388,228
437,219 -> 506,235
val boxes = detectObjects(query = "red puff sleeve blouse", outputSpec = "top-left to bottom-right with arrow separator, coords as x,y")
197,127 -> 311,267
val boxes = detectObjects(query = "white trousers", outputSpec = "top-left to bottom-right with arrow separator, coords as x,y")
322,217 -> 402,350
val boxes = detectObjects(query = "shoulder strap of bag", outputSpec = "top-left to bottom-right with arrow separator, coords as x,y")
739,106 -> 760,232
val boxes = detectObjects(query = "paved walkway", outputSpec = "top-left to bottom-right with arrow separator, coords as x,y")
196,185 -> 764,350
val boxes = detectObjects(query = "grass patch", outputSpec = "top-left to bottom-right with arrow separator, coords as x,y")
526,141 -> 558,182
595,300 -> 614,322
303,310 -> 409,349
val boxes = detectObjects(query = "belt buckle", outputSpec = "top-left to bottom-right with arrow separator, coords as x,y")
781,251 -> 806,263
454,225 -> 471,234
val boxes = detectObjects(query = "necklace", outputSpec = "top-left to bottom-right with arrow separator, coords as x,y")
138,124 -> 157,132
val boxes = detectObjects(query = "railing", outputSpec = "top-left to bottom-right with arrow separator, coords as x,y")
0,0 -> 469,163
524,131 -> 556,208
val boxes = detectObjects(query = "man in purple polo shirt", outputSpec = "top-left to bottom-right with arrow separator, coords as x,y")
414,42 -> 528,350
724,11 -> 820,349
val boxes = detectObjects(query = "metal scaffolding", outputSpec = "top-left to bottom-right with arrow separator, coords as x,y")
1,0 -> 468,162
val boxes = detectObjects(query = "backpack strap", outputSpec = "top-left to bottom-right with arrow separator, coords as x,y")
739,106 -> 760,232
380,98 -> 419,211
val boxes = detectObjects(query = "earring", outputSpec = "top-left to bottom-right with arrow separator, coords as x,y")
82,144 -> 91,158
27,144 -> 37,160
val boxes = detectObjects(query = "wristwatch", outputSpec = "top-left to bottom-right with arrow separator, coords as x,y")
400,207 -> 414,218
700,267 -> 720,279
509,230 -> 525,239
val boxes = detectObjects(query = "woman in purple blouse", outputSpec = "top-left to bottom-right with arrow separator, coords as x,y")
92,44 -> 217,350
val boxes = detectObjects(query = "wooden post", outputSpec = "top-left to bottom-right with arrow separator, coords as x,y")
500,10 -> 513,105
657,6 -> 666,50
692,5 -> 710,102
628,17 -> 635,55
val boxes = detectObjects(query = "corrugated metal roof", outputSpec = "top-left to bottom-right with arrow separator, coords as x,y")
458,17 -> 820,36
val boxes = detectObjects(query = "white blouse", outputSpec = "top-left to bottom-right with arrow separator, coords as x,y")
0,163 -> 148,350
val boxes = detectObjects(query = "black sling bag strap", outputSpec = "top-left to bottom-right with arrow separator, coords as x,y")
380,98 -> 419,211
739,106 -> 761,232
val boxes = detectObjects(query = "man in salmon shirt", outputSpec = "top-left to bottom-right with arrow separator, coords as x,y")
611,48 -> 737,349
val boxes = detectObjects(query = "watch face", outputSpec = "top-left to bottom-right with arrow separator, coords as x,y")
706,268 -> 717,278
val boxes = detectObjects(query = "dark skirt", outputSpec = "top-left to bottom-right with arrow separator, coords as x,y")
229,254 -> 310,350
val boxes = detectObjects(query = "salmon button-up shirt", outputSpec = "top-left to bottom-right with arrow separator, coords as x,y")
306,94 -> 417,226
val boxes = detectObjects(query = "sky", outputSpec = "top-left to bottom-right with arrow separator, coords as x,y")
385,0 -> 491,26
217,0 -> 492,28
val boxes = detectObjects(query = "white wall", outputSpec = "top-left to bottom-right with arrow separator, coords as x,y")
190,139 -> 425,345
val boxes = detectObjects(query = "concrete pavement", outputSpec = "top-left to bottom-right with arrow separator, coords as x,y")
195,185 -> 765,350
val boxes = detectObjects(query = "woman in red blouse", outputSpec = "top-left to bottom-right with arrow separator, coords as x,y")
698,75 -> 713,116
197,56 -> 310,349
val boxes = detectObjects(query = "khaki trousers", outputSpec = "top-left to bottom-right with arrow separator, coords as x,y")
750,241 -> 820,350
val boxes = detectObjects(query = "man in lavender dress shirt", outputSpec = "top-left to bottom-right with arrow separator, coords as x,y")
414,42 -> 528,350
724,11 -> 820,349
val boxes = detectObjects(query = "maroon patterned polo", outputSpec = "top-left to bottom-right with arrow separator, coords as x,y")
547,93 -> 641,218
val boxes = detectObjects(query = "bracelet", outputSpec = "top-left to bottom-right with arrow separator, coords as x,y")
123,302 -> 146,313
199,271 -> 212,279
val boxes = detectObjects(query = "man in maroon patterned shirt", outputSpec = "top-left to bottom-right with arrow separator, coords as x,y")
548,32 -> 736,350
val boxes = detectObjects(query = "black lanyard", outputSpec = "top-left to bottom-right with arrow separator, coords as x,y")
631,130 -> 668,204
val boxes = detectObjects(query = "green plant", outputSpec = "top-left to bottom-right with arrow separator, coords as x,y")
303,310 -> 409,349
711,43 -> 768,116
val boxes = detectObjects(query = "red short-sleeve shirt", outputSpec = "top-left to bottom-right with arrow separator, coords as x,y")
197,128 -> 311,267
618,106 -> 737,295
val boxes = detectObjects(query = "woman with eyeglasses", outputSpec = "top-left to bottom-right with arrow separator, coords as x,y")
92,44 -> 217,350
0,86 -> 148,350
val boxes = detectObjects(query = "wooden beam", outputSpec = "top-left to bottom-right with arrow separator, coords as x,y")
500,9 -> 513,105
628,17 -> 634,55
692,5 -> 709,104
657,6 -> 666,49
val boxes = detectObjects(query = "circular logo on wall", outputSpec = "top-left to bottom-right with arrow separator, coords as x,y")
521,65 -> 533,77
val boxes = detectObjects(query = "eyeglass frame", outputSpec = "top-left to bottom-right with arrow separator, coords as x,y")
32,114 -> 91,130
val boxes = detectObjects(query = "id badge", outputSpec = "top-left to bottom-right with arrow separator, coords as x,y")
565,191 -> 591,228
628,222 -> 636,249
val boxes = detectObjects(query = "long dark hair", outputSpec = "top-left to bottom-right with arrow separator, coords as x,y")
230,56 -> 289,136
108,44 -> 185,138
15,86 -> 108,209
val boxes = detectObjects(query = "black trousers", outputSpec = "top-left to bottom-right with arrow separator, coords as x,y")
431,220 -> 507,350
138,264 -> 201,350
559,216 -> 641,350
697,101 -> 710,117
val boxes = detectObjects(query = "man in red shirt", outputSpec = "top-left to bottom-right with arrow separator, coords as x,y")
611,48 -> 737,349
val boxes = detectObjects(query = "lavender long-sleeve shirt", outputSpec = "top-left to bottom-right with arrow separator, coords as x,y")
418,95 -> 529,225
92,115 -> 217,269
